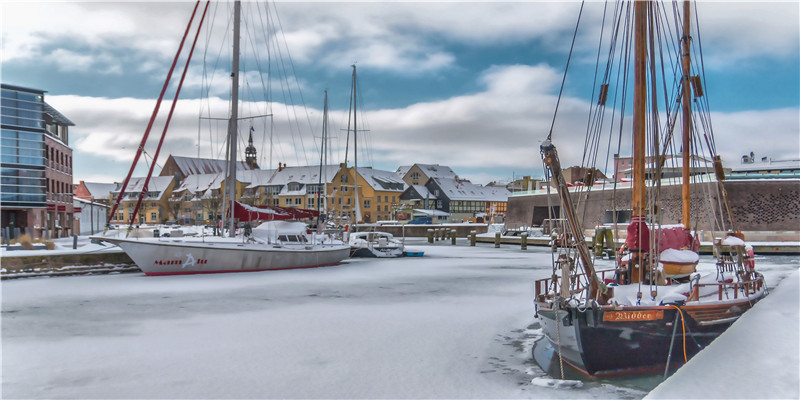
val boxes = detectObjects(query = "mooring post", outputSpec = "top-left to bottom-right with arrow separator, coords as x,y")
451,229 -> 456,245
494,232 -> 501,248
469,230 -> 476,246
73,234 -> 78,250
521,232 -> 528,250
427,229 -> 434,243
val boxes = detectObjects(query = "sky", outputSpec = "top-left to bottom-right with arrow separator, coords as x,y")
2,0 -> 798,185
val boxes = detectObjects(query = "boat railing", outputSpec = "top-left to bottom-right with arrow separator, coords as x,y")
535,268 -> 765,304
534,268 -> 616,302
687,271 -> 765,302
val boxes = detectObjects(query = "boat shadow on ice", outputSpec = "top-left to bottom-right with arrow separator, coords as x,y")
486,320 -> 651,397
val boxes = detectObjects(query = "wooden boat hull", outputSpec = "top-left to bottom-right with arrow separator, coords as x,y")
96,237 -> 350,276
535,293 -> 765,376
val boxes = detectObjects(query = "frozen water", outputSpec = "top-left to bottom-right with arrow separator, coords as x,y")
2,239 -> 797,399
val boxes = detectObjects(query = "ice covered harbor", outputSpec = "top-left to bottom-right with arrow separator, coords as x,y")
2,239 -> 798,399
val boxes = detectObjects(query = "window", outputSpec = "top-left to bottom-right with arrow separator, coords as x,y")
150,212 -> 156,222
340,174 -> 348,183
295,198 -> 302,205
384,196 -> 388,202
285,198 -> 291,205
384,205 -> 389,212
364,199 -> 371,209
392,196 -> 396,203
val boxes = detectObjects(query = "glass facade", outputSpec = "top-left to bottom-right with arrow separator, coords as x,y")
1,86 -> 46,208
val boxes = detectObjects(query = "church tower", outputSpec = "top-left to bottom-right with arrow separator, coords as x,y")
245,128 -> 259,169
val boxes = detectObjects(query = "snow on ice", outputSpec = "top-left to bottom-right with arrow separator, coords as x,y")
1,238 -> 798,399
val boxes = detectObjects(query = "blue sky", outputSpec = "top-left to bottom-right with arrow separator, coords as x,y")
2,1 -> 798,185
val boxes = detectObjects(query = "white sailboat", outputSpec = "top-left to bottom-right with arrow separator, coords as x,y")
94,1 -> 350,276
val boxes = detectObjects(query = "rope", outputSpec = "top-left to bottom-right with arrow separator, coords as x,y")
670,304 -> 688,362
547,1 -> 585,141
554,302 -> 566,380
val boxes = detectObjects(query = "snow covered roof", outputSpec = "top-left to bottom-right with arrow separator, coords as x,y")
417,164 -> 457,179
240,169 -> 276,188
270,165 -> 340,186
82,182 -> 118,199
174,173 -> 224,193
730,159 -> 800,173
356,167 -> 406,192
413,208 -> 450,216
432,178 -> 511,201
113,176 -> 174,197
169,156 -> 252,176
396,165 -> 412,177
411,184 -> 434,199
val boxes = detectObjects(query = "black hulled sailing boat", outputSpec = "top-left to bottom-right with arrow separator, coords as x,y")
534,0 -> 767,377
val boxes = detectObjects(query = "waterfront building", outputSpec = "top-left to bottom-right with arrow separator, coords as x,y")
1,83 -> 75,238
328,164 -> 406,224
108,176 -> 176,225
396,163 -> 458,187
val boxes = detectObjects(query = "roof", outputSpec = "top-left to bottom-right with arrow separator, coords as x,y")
174,173 -> 224,193
411,184 -> 433,199
270,165 -> 340,186
396,165 -> 412,177
73,197 -> 109,209
82,182 -> 118,199
240,169 -> 276,187
43,102 -> 75,126
168,156 -> 252,176
112,176 -> 174,195
432,178 -> 511,201
356,167 -> 406,192
1,83 -> 45,94
730,159 -> 800,173
416,164 -> 457,179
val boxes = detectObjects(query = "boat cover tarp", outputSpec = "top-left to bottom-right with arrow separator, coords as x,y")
231,201 -> 319,222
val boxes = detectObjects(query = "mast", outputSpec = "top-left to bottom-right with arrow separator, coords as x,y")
680,0 -> 693,227
632,0 -> 648,220
225,0 -> 241,237
351,65 -> 362,226
316,90 -> 328,228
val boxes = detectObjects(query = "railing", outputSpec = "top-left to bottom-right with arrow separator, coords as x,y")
535,267 -> 766,305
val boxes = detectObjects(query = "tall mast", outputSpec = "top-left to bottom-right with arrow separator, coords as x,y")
351,65 -> 362,225
632,0 -> 648,220
680,0 -> 693,227
226,0 -> 241,237
316,90 -> 328,228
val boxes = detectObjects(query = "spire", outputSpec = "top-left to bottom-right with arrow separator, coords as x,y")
245,126 -> 258,169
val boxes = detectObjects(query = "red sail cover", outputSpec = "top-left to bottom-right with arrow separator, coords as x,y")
625,215 -> 650,252
230,201 -> 319,222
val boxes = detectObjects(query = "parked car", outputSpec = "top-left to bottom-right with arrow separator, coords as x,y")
408,216 -> 432,224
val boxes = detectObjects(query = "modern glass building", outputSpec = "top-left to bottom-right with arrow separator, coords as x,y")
1,84 -> 47,229
1,83 -> 73,237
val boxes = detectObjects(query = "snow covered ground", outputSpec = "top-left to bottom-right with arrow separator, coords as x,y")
2,240 -> 797,399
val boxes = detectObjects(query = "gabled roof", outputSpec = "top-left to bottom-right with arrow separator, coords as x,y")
417,164 -> 457,179
174,173 -> 224,193
431,178 -> 511,201
396,165 -> 412,177
357,167 -> 406,192
82,182 -> 118,199
241,169 -> 276,188
404,184 -> 435,200
270,165 -> 340,186
112,176 -> 174,195
168,156 -> 252,176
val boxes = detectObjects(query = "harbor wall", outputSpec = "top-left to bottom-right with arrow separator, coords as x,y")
506,179 -> 800,232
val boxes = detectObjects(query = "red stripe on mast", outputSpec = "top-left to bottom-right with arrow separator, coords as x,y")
128,1 -> 210,227
107,0 -> 201,227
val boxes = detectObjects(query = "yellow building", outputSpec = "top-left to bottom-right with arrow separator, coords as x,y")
328,163 -> 406,224
108,176 -> 176,225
